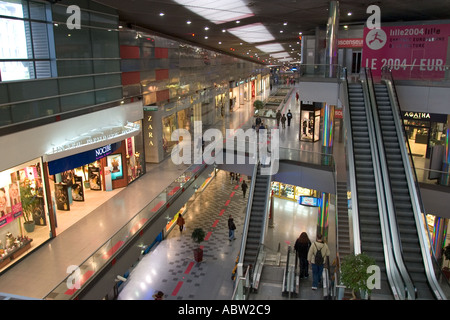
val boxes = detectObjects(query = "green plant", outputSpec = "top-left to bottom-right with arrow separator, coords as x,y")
340,252 -> 376,299
191,228 -> 206,246
19,181 -> 39,223
253,100 -> 264,111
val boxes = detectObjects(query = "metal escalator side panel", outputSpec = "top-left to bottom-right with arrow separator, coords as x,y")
383,79 -> 446,300
364,71 -> 417,300
358,77 -> 406,300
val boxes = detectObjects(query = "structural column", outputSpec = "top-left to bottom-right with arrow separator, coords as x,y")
325,1 -> 340,77
322,103 -> 335,157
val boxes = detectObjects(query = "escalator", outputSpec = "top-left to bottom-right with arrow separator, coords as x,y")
346,82 -> 393,298
372,82 -> 437,299
242,165 -> 271,270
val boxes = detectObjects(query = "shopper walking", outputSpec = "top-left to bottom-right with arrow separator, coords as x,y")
276,110 -> 282,127
294,232 -> 311,279
228,215 -> 237,241
281,114 -> 286,128
230,172 -> 234,184
307,233 -> 330,290
176,214 -> 185,233
287,109 -> 293,127
241,180 -> 248,198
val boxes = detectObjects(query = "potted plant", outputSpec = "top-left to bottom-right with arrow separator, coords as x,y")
442,244 -> 450,280
340,252 -> 376,299
19,180 -> 39,233
253,100 -> 264,113
191,228 -> 206,262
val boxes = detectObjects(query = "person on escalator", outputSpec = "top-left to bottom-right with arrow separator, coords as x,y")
294,232 -> 311,279
307,233 -> 330,290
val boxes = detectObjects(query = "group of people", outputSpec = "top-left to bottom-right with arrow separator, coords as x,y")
275,109 -> 293,128
294,232 -> 330,290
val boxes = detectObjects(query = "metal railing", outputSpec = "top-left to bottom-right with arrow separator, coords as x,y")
44,161 -> 210,300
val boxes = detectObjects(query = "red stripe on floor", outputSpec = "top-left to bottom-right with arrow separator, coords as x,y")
230,191 -> 235,197
212,219 -> 219,227
64,270 -> 94,295
219,209 -> 225,216
168,186 -> 180,196
184,262 -> 194,274
151,200 -> 166,212
204,231 -> 212,241
225,200 -> 230,206
234,185 -> 239,190
102,241 -> 124,259
200,245 -> 204,250
172,281 -> 184,296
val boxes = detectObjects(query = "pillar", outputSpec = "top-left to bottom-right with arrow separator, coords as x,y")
317,193 -> 330,241
440,116 -> 450,185
325,1 -> 340,77
322,103 -> 335,160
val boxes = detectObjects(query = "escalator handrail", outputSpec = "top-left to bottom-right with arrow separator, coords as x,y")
341,67 -> 362,255
364,67 -> 417,300
381,67 -> 447,300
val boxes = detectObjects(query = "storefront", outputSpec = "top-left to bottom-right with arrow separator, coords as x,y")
0,158 -> 50,271
403,111 -> 448,158
300,101 -> 321,142
271,181 -> 319,202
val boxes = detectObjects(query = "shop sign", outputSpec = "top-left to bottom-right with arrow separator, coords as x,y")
147,115 -> 154,146
403,112 -> 430,120
48,122 -> 140,156
95,144 -> 112,159
338,38 -> 363,48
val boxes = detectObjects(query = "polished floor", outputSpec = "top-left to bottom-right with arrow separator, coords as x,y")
0,84 -> 339,299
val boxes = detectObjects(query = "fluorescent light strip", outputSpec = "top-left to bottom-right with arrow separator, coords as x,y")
227,22 -> 274,43
255,43 -> 284,53
172,0 -> 254,24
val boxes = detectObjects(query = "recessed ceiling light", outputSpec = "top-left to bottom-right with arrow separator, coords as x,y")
187,20 -> 191,24
347,12 -> 352,16
222,29 -> 226,32
280,30 -> 283,33
344,25 -> 348,29
283,22 -> 287,26
299,32 -> 302,35
236,20 -> 240,24
218,41 -> 222,44
205,36 -> 208,39
204,26 -> 209,30
159,12 -> 165,16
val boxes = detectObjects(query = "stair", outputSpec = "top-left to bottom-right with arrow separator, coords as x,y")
373,83 -> 434,300
336,181 -> 351,259
347,83 -> 391,297
243,166 -> 271,269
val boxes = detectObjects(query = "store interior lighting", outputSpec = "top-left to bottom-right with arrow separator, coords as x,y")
172,0 -> 254,24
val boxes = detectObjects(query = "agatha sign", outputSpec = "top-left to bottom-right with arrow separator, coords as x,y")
362,24 -> 450,79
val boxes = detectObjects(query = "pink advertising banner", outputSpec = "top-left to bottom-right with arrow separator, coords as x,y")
362,24 -> 450,79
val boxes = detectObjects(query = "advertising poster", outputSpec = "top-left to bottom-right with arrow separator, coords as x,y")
88,167 -> 102,191
362,23 -> 450,79
107,154 -> 123,180
72,176 -> 84,201
104,167 -> 112,191
0,186 -> 13,228
55,183 -> 70,211
8,182 -> 23,220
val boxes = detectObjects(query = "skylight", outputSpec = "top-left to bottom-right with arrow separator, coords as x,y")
227,23 -> 275,43
270,52 -> 290,59
255,43 -> 284,53
172,0 -> 254,24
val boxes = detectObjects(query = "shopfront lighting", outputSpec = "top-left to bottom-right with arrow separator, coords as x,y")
172,0 -> 254,24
